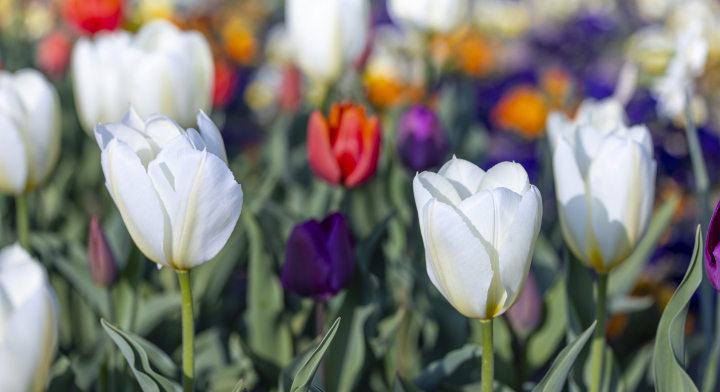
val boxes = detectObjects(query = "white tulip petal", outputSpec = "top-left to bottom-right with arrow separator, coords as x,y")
95,122 -> 156,167
414,172 -> 463,211
477,161 -> 530,195
185,128 -> 207,151
0,115 -> 28,195
144,115 -> 184,150
636,151 -> 657,245
102,139 -> 167,266
197,110 -> 228,164
588,135 -> 637,270
71,38 -> 101,134
339,0 -> 370,63
438,156 -> 485,199
122,105 -> 146,130
164,149 -> 243,270
546,111 -> 573,151
10,69 -> 61,187
497,186 -> 542,314
130,52 -> 193,125
553,137 -> 589,263
422,199 -> 493,319
185,32 -> 214,114
626,125 -> 654,157
287,0 -> 343,81
0,288 -> 57,392
574,124 -> 604,178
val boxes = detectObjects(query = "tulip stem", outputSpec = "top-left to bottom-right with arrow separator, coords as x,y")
177,270 -> 195,392
683,90 -> 714,361
15,196 -> 29,251
316,300 -> 326,386
480,319 -> 494,392
591,273 -> 608,392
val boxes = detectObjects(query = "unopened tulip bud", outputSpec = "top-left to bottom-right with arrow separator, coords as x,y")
705,200 -> 720,290
307,102 -> 382,188
506,272 -> 542,337
281,213 -> 355,299
396,104 -> 448,172
88,216 -> 118,287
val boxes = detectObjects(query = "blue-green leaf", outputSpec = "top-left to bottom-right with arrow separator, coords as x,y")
532,321 -> 596,392
290,317 -> 341,392
653,225 -> 703,392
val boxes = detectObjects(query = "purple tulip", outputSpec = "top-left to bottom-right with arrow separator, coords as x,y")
706,201 -> 720,290
281,213 -> 355,299
396,105 -> 448,172
506,272 -> 542,337
88,216 -> 118,288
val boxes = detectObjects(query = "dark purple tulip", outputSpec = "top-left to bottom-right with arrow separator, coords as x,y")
88,216 -> 118,288
706,201 -> 720,290
396,105 -> 448,172
281,213 -> 355,299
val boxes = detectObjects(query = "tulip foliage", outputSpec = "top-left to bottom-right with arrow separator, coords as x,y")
1,3 -> 719,392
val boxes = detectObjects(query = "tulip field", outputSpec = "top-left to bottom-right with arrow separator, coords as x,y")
3,0 -> 720,391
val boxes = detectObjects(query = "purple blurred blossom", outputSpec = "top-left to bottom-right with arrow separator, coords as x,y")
396,105 -> 449,172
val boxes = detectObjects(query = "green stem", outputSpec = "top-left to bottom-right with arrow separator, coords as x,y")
177,270 -> 195,392
683,90 -> 714,360
16,195 -> 29,251
480,319 -> 494,392
590,273 -> 608,392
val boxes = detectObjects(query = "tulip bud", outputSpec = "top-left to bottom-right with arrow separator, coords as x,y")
88,216 -> 118,288
505,272 -> 542,337
548,98 -> 656,273
62,0 -> 123,35
705,200 -> 720,290
0,69 -> 62,196
0,244 -> 59,391
281,213 -> 355,299
307,102 -> 382,188
413,157 -> 543,320
396,105 -> 448,172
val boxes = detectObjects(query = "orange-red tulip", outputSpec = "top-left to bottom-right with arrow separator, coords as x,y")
307,102 -> 381,188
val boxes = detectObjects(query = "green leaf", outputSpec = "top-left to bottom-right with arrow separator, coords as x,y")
290,317 -> 341,392
532,321 -> 596,392
244,212 -> 292,370
53,255 -> 109,318
527,274 -> 567,371
623,344 -> 653,392
335,304 -> 376,392
101,319 -> 182,392
393,374 -> 423,392
608,193 -> 681,296
230,379 -> 244,392
653,225 -> 703,392
132,332 -> 178,377
369,308 -> 407,358
412,344 -> 483,390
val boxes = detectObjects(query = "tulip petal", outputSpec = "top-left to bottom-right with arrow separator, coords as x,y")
10,69 -> 61,188
422,199 -> 494,319
553,137 -> 590,264
574,124 -> 604,178
546,111 -> 573,151
197,110 -> 228,164
280,220 -> 332,297
95,122 -> 157,167
438,156 -> 485,199
338,0 -> 371,63
102,139 -> 167,266
287,0 -> 343,80
185,129 -> 207,151
323,214 -> 355,294
71,38 -> 100,134
477,161 -> 530,195
185,32 -> 214,114
497,186 -> 542,314
144,115 -> 185,150
414,172 -> 463,214
588,135 -> 638,270
307,111 -> 342,184
122,105 -> 145,130
0,114 -> 28,195
166,149 -> 243,270
345,115 -> 381,187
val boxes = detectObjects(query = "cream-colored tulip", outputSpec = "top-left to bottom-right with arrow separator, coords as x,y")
0,69 -> 61,196
286,0 -> 370,82
95,107 -> 242,271
0,244 -> 59,392
72,19 -> 213,135
413,157 -> 542,320
388,0 -> 469,33
548,99 -> 657,272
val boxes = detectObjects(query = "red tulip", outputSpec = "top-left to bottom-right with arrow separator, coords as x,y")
213,60 -> 239,109
62,0 -> 123,35
36,31 -> 72,81
87,216 -> 118,288
307,102 -> 381,188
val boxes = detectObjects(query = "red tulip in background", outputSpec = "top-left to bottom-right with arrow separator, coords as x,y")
213,60 -> 239,109
62,0 -> 123,35
36,31 -> 72,80
307,102 -> 381,188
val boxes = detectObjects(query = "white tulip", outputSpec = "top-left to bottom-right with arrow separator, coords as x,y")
286,0 -> 370,82
546,97 -> 627,152
73,19 -> 214,136
0,244 -> 59,392
0,69 -> 61,196
388,0 -> 469,33
548,102 -> 657,273
413,157 -> 542,320
95,107 -> 242,271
